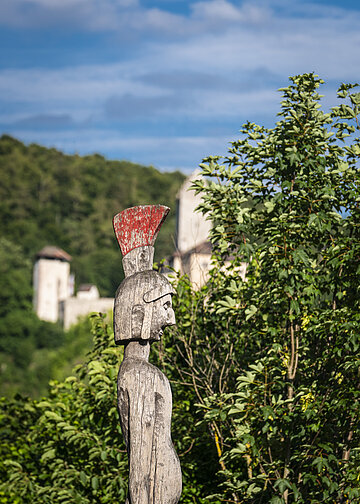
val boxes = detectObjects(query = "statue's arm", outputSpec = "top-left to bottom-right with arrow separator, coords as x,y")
126,373 -> 157,504
118,386 -> 129,448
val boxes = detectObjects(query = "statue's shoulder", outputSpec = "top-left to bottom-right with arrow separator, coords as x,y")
119,357 -> 169,387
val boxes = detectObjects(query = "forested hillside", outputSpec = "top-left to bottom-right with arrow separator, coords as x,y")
0,135 -> 185,396
0,135 -> 185,296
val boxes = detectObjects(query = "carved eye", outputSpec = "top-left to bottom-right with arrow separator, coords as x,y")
163,301 -> 171,310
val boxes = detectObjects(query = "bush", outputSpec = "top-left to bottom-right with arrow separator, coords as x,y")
190,74 -> 360,503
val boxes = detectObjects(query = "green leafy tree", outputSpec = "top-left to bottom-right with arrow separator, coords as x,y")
190,74 -> 360,503
0,315 -> 127,503
0,314 -> 219,503
0,237 -> 68,397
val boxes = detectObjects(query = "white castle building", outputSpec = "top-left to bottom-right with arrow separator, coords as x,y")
33,246 -> 113,329
167,170 -> 246,287
170,170 -> 213,288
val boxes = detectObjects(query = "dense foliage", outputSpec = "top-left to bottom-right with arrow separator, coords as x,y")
0,236 -> 73,397
0,315 -> 127,504
188,74 -> 360,503
0,314 -> 219,504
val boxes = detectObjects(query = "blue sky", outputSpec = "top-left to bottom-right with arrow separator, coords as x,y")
0,0 -> 359,172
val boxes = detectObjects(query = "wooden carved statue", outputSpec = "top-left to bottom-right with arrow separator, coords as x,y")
113,205 -> 182,504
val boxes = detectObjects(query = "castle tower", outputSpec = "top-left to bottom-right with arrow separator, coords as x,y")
170,170 -> 213,287
33,246 -> 72,323
175,169 -> 212,254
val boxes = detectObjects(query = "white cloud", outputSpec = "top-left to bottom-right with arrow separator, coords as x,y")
1,0 -> 359,125
0,0 -> 138,30
0,64 -> 166,120
191,0 -> 244,21
134,7 -> 187,34
1,0 -> 360,168
149,6 -> 360,81
0,61 -> 279,125
191,0 -> 270,24
1,0 -> 360,54
21,0 -> 91,7
0,0 -> 275,33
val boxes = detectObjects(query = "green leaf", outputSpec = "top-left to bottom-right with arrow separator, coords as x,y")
40,448 -> 56,461
91,476 -> 99,491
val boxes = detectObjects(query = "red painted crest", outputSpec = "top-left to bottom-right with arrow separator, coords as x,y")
113,205 -> 170,257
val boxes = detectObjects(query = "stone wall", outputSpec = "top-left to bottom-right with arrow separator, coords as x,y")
59,296 -> 114,329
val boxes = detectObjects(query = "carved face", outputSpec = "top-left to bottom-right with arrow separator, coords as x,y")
150,294 -> 176,341
114,270 -> 176,344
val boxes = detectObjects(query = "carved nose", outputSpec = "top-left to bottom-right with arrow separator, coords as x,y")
167,309 -> 176,326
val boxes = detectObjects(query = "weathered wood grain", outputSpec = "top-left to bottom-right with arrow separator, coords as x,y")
118,343 -> 182,504
112,205 -> 182,504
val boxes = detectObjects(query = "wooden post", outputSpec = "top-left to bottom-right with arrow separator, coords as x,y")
113,205 -> 182,504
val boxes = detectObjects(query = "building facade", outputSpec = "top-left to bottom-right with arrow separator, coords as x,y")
168,170 -> 246,287
33,246 -> 72,323
33,246 -> 113,328
167,170 -> 213,288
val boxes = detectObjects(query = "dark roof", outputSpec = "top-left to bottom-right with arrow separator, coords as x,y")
36,246 -> 72,262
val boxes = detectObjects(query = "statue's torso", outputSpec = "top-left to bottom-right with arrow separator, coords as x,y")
118,357 -> 182,504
